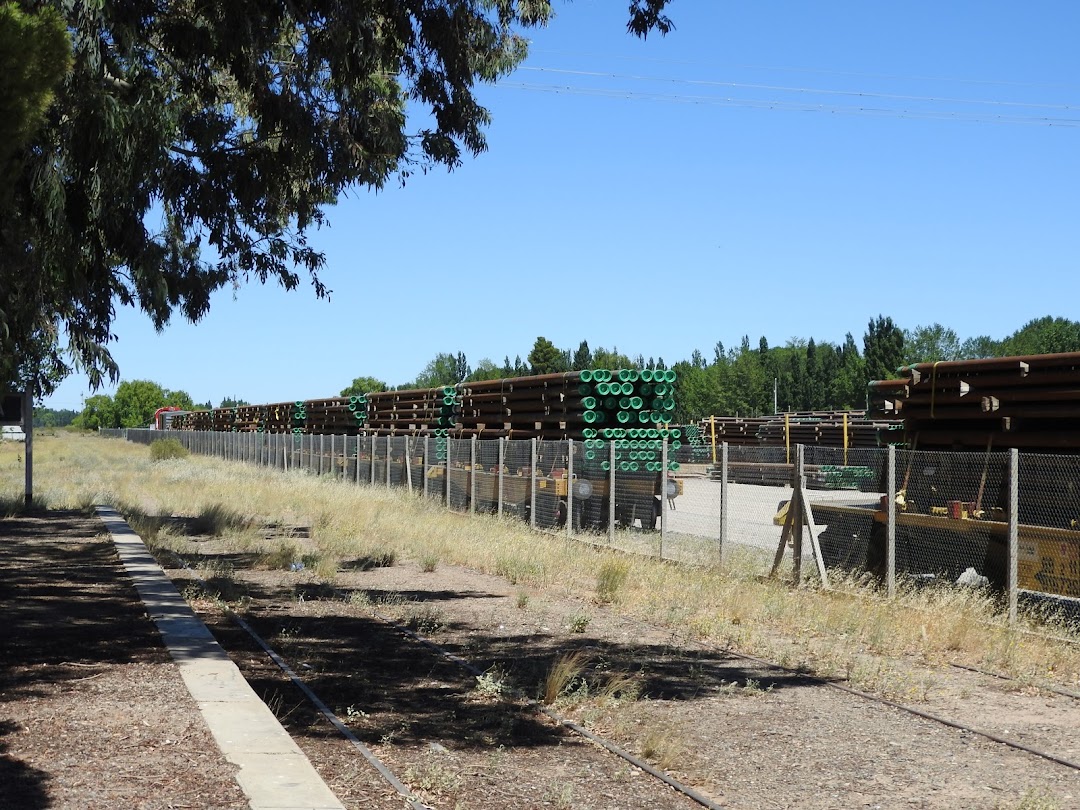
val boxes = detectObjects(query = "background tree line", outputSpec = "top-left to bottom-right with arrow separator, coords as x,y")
341,315 -> 1080,423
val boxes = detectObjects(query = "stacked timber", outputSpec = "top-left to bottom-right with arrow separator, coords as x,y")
869,352 -> 1080,452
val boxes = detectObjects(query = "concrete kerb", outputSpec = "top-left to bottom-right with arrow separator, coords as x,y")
95,506 -> 345,810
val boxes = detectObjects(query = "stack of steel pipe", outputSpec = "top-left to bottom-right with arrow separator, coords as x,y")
160,368 -> 681,468
869,351 -> 1080,451
696,416 -> 774,446
258,402 -> 299,433
211,407 -> 237,432
581,368 -> 682,472
302,396 -> 366,435
451,369 -> 681,471
363,386 -> 457,435
754,411 -> 897,448
698,412 -> 901,448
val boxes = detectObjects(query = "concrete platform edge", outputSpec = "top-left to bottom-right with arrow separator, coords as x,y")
95,505 -> 346,810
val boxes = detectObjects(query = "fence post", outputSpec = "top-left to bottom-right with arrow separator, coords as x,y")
719,442 -> 729,566
1008,448 -> 1019,624
423,437 -> 430,497
497,438 -> 505,518
793,444 -> 805,584
445,437 -> 452,505
385,435 -> 392,488
470,436 -> 477,514
325,434 -> 330,476
530,438 -> 538,530
566,439 -> 574,538
660,438 -> 669,557
608,441 -> 616,545
887,445 -> 896,599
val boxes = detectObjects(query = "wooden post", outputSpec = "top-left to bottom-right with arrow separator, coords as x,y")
710,415 -> 717,466
405,437 -> 413,493
792,444 -> 804,584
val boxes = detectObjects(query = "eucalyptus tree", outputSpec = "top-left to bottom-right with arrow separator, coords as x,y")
2,0 -> 674,395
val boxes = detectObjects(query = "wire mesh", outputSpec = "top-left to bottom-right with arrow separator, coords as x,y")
502,440 -> 534,523
572,440 -> 609,536
713,445 -> 798,579
660,467 -> 721,566
533,440 -> 566,532
370,436 -> 386,487
447,438 -> 471,512
353,436 -> 368,485
800,447 -> 887,579
892,449 -> 1009,588
1017,452 -> 1080,598
473,439 -> 501,515
419,437 -> 443,502
400,436 -> 422,493
388,437 -> 409,488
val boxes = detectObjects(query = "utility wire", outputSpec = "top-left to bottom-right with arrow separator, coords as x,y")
519,66 -> 1077,111
490,81 -> 1080,127
528,47 -> 1080,93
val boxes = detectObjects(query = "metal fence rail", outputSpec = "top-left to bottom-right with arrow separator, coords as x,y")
110,428 -> 1080,619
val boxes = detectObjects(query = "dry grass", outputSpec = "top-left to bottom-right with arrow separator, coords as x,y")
542,650 -> 591,705
595,559 -> 629,603
5,432 -> 1080,696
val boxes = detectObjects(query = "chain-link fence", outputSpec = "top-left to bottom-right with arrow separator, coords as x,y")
117,429 -> 1080,617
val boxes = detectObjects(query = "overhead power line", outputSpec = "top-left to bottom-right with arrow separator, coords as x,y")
519,66 -> 1077,112
528,48 -> 1080,93
491,81 -> 1080,127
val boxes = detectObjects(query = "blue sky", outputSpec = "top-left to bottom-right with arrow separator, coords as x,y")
42,1 -> 1079,411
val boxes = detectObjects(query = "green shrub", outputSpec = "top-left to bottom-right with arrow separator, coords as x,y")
149,438 -> 189,461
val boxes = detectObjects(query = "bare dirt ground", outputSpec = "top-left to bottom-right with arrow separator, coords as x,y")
0,511 -> 247,809
3,509 -> 1080,809
165,530 -> 1080,810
